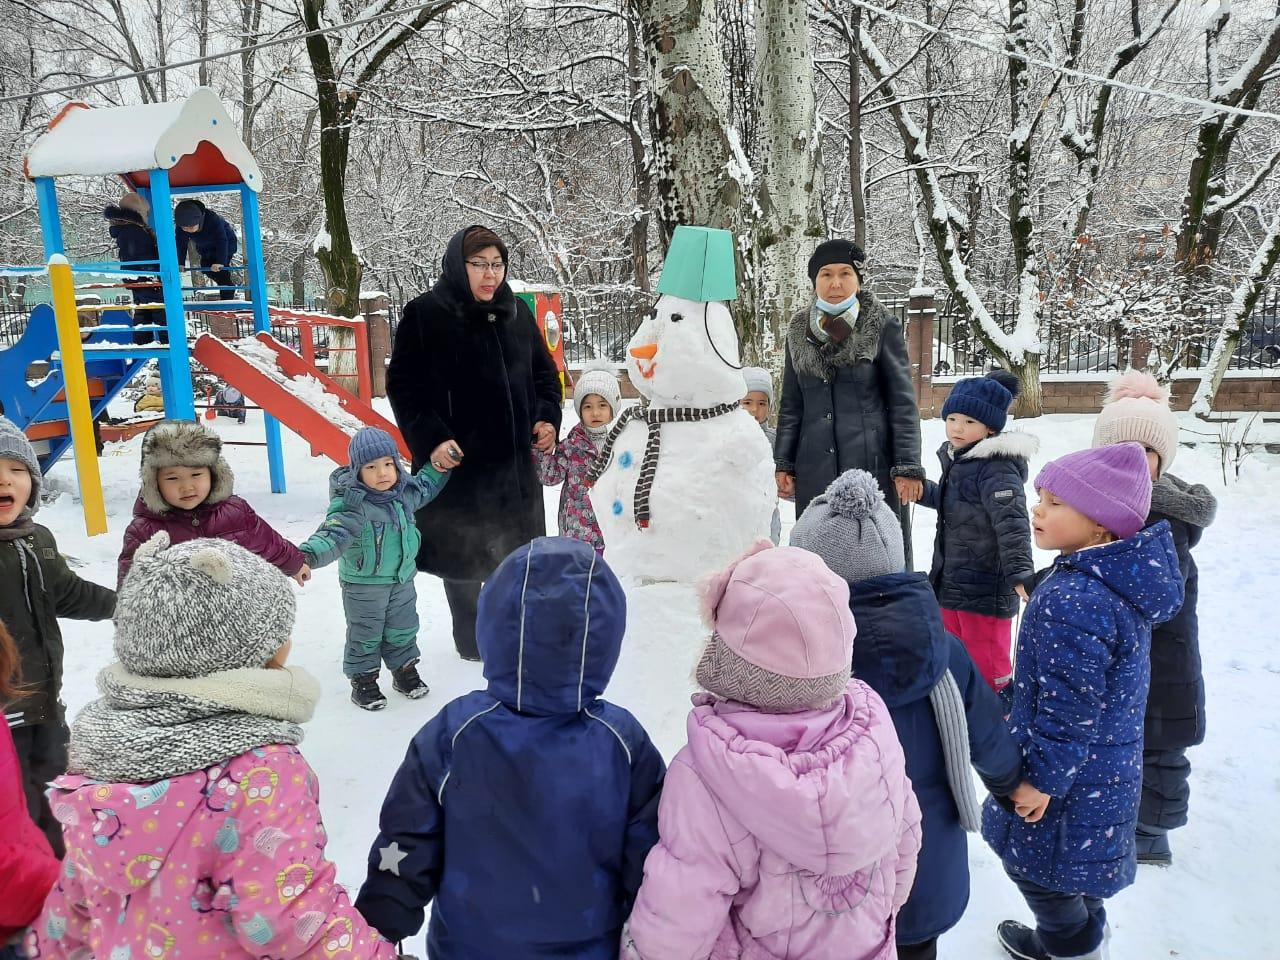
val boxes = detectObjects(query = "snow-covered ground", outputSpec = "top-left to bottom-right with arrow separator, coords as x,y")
42,400 -> 1280,958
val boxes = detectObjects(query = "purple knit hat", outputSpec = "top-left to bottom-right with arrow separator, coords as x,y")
1035,442 -> 1152,539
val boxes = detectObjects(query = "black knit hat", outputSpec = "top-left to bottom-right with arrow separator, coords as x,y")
807,239 -> 865,284
174,200 -> 205,229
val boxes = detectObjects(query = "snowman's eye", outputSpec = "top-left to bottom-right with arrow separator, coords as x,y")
670,313 -> 682,322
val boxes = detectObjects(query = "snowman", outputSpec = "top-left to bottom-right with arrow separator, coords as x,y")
588,226 -> 775,583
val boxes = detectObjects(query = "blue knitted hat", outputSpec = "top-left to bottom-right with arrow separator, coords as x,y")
941,369 -> 1019,433
348,427 -> 399,471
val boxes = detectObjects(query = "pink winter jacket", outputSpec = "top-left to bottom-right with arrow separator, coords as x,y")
28,744 -> 395,960
626,681 -> 923,960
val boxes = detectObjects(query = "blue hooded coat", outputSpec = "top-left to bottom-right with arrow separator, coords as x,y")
848,572 -> 1021,945
175,200 -> 237,269
355,537 -> 665,959
982,522 -> 1183,898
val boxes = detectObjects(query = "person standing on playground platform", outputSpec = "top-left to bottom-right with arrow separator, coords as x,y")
174,198 -> 238,301
102,190 -> 166,344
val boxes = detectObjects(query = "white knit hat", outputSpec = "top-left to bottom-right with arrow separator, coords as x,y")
573,359 -> 621,419
742,366 -> 774,407
1092,370 -> 1179,476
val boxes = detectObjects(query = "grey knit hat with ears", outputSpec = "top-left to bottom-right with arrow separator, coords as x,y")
790,469 -> 906,583
0,416 -> 41,514
115,533 -> 295,678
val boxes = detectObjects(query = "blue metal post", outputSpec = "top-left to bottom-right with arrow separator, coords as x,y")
241,185 -> 286,493
34,178 -> 64,258
148,170 -> 196,420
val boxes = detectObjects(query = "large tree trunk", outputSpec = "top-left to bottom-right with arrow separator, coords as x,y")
752,0 -> 824,354
847,9 -> 866,248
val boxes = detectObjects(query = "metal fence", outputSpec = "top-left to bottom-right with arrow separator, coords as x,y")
932,285 -> 1280,377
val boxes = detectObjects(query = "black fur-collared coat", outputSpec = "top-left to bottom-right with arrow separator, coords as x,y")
388,227 -> 563,582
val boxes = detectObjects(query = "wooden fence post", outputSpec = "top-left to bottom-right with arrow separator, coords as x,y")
361,293 -> 391,398
906,287 -> 937,415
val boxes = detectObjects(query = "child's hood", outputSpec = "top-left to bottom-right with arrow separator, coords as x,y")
945,429 -> 1038,470
1056,520 -> 1184,623
479,537 -> 626,716
847,572 -> 949,707
685,681 -> 907,877
139,420 -> 234,514
46,768 -> 211,896
1150,473 -> 1218,530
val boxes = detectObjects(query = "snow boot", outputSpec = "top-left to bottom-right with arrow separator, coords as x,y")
1136,824 -> 1172,866
998,921 -> 1050,960
350,671 -> 387,711
392,659 -> 430,700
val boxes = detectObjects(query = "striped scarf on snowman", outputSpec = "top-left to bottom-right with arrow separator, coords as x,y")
587,401 -> 739,529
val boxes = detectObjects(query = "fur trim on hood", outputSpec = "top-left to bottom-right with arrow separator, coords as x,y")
1150,473 -> 1218,529
139,420 -> 235,514
964,430 -> 1040,462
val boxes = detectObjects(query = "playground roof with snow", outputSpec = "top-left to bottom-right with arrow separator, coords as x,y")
23,87 -> 263,192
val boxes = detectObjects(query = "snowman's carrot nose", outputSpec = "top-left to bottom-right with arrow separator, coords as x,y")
630,343 -> 658,360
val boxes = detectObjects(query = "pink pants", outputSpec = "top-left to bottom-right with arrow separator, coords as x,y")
941,608 -> 1014,691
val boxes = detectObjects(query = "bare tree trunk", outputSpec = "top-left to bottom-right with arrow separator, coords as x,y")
194,0 -> 209,87
847,8 -> 866,248
1190,213 -> 1280,415
753,0 -> 824,353
626,7 -> 653,295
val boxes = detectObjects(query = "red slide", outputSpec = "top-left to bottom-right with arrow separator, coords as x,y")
192,332 -> 410,464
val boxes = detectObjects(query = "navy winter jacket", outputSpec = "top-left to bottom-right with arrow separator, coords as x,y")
982,523 -> 1183,898
920,431 -> 1038,618
355,537 -> 665,959
175,200 -> 237,268
102,205 -> 158,266
849,572 -> 1021,944
1145,473 -> 1216,751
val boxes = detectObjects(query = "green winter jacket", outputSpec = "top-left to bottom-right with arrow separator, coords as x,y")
1,526 -> 116,728
300,465 -> 448,585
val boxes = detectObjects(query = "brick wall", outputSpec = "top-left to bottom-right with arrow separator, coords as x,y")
922,374 -> 1280,416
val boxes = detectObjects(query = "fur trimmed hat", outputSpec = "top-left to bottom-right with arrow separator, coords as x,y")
790,470 -> 905,583
573,359 -> 621,420
0,416 -> 42,516
695,540 -> 855,713
139,420 -> 234,514
115,533 -> 295,678
1092,369 -> 1179,476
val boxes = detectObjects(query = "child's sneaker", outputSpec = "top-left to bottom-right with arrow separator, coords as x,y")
391,660 -> 430,699
997,921 -> 1050,960
350,671 -> 388,711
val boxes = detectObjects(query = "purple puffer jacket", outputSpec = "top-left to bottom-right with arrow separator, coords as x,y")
533,422 -> 604,552
118,494 -> 305,585
625,681 -> 923,960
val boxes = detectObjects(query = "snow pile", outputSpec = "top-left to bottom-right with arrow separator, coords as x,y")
228,336 -> 367,436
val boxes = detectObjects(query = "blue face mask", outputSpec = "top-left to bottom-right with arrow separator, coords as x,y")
816,291 -> 859,315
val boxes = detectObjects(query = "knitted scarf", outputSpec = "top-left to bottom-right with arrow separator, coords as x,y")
70,663 -> 320,783
587,402 -> 739,528
928,667 -> 982,832
0,509 -> 36,541
582,421 -> 612,452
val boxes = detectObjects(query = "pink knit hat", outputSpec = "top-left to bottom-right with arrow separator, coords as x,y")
1092,370 -> 1179,476
695,540 -> 856,713
1035,442 -> 1153,540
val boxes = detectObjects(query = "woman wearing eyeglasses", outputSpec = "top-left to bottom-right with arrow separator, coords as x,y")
388,225 -> 563,661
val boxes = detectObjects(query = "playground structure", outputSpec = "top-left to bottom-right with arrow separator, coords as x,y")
513,283 -> 571,396
2,88 -> 404,535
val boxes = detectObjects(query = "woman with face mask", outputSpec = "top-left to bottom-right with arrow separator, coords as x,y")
774,240 -> 925,567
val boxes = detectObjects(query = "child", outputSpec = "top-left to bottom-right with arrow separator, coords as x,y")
1093,370 -> 1216,865
919,369 -> 1037,691
103,190 -> 165,343
984,444 -> 1183,960
792,470 -> 1030,960
1,619 -> 59,960
28,534 -> 397,960
0,417 -> 115,857
624,541 -> 922,960
534,359 -> 619,552
356,537 -> 665,957
133,372 -> 164,414
174,198 -> 238,300
300,427 -> 449,710
215,383 -> 248,423
742,365 -> 782,544
118,419 -> 308,586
